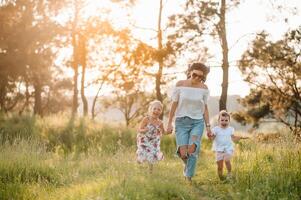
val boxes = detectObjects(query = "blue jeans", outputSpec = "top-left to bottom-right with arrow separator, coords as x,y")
175,116 -> 204,177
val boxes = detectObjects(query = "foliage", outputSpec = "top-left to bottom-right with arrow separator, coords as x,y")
167,0 -> 240,110
98,33 -> 158,126
232,89 -> 272,127
234,27 -> 301,135
0,0 -> 70,115
167,0 -> 218,59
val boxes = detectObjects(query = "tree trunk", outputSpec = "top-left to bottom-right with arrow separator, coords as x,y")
24,80 -> 30,111
19,79 -> 30,115
218,0 -> 229,111
72,33 -> 79,116
33,77 -> 42,116
294,104 -> 300,137
156,0 -> 164,119
125,117 -> 130,127
79,34 -> 88,116
0,76 -> 7,112
91,81 -> 104,120
71,1 -> 79,116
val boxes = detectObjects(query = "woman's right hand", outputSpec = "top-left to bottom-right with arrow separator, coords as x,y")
166,123 -> 173,134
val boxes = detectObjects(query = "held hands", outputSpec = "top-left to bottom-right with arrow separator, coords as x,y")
166,123 -> 173,135
206,128 -> 214,139
155,127 -> 163,136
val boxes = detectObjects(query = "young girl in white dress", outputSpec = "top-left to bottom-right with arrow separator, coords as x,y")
211,110 -> 248,180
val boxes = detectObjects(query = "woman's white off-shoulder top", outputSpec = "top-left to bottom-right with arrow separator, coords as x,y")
171,86 -> 209,119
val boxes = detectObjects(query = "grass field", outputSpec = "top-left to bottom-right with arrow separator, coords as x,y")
0,114 -> 300,200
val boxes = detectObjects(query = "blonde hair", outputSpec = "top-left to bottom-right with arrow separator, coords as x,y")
148,100 -> 163,115
218,110 -> 230,120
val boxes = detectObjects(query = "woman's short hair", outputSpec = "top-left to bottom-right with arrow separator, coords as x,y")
186,62 -> 210,81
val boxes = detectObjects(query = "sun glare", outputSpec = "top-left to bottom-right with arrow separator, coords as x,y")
55,0 -> 131,30
82,0 -> 131,29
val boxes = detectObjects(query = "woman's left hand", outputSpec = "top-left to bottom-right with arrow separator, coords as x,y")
206,128 -> 213,138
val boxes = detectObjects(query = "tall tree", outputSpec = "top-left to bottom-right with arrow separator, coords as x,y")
132,0 -> 175,117
71,0 -> 80,116
0,2 -> 27,112
154,0 -> 175,119
77,19 -> 122,117
156,0 -> 163,104
233,28 -> 301,135
100,32 -> 155,126
78,33 -> 88,116
217,0 -> 229,111
0,0 -> 61,115
56,0 -> 137,117
168,0 -> 240,110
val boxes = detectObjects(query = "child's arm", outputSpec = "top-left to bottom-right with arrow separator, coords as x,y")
158,121 -> 166,135
138,117 -> 149,133
231,135 -> 249,142
209,127 -> 216,140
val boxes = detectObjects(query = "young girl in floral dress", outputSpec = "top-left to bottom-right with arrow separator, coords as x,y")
136,100 -> 165,172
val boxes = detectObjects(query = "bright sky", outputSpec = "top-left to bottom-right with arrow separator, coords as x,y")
130,0 -> 301,97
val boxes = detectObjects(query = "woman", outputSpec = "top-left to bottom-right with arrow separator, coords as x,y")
166,62 -> 212,181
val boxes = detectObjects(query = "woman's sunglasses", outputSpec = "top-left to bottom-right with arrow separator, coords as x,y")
191,72 -> 204,80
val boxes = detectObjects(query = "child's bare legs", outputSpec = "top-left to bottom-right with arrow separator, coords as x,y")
225,160 -> 231,174
217,160 -> 224,180
225,160 -> 232,178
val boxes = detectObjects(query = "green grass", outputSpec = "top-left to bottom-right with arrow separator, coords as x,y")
0,140 -> 202,200
195,138 -> 301,200
0,114 -> 300,199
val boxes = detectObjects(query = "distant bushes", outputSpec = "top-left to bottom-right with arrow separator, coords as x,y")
0,114 -> 179,156
0,114 -> 39,143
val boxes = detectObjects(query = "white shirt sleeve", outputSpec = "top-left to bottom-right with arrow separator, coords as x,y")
171,87 -> 180,102
203,90 -> 209,104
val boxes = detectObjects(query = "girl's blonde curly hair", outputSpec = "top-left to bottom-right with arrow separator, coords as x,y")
148,100 -> 163,115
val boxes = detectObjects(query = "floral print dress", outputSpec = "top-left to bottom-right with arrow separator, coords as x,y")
136,123 -> 164,164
